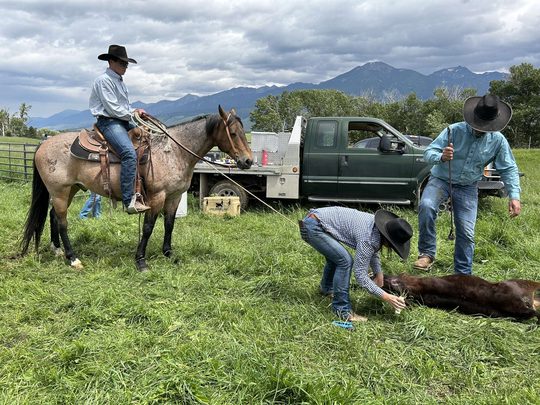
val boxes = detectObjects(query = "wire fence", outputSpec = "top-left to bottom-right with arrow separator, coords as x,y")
0,141 -> 38,182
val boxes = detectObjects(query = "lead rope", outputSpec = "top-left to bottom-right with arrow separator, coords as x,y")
135,113 -> 297,226
447,126 -> 455,241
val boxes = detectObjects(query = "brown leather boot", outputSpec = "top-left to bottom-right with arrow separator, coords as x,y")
126,193 -> 151,214
413,255 -> 434,271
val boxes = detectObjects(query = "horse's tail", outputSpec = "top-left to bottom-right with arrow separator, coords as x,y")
21,159 -> 50,255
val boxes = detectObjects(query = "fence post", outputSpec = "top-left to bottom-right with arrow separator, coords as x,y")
8,143 -> 12,175
24,144 -> 29,180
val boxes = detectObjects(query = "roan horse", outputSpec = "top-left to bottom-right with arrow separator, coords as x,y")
21,106 -> 253,271
383,273 -> 540,322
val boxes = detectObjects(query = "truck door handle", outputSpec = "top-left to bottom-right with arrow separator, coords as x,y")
341,155 -> 348,167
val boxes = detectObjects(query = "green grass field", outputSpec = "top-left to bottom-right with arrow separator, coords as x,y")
1,149 -> 539,404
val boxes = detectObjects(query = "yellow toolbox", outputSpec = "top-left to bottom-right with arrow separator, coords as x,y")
202,196 -> 241,216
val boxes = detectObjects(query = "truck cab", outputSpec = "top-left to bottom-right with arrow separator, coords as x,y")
301,117 -> 431,205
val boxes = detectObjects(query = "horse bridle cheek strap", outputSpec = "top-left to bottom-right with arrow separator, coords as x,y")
222,113 -> 239,160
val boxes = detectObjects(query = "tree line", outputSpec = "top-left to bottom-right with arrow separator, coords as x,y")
250,63 -> 540,148
0,103 -> 56,139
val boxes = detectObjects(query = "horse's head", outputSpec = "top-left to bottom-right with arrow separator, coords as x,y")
216,105 -> 253,169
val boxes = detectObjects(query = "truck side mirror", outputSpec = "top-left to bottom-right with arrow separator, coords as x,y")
379,135 -> 405,153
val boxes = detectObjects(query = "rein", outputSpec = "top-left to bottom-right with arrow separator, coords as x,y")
134,112 -> 236,168
134,112 -> 297,226
222,112 -> 239,160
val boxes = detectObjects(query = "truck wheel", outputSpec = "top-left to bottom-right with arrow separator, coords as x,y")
209,180 -> 249,210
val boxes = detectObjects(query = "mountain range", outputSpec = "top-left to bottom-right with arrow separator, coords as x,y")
28,61 -> 508,131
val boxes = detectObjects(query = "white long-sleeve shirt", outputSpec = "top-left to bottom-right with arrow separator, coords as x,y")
89,68 -> 133,122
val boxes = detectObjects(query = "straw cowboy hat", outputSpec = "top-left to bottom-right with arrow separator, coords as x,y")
463,94 -> 512,132
374,209 -> 413,260
98,45 -> 137,64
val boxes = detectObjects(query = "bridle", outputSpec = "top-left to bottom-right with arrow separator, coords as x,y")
134,112 -> 238,168
222,112 -> 240,161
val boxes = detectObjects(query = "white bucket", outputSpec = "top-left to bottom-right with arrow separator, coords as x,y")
175,192 -> 188,217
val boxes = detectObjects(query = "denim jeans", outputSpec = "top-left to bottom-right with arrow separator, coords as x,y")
299,216 -> 353,319
79,192 -> 102,219
96,116 -> 137,207
418,176 -> 478,274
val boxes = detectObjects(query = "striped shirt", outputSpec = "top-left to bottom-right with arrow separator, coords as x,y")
311,207 -> 384,297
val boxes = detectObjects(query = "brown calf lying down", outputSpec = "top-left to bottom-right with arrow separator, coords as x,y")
383,274 -> 540,321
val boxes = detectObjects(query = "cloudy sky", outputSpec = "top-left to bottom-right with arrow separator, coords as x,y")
1,0 -> 539,117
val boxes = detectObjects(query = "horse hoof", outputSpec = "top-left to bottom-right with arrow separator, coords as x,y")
50,243 -> 64,257
136,259 -> 149,272
70,258 -> 84,270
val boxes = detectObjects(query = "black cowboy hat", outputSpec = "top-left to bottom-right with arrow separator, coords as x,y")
98,44 -> 137,64
374,209 -> 413,260
463,94 -> 512,132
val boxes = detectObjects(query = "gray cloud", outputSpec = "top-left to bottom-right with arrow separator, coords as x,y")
0,0 -> 538,117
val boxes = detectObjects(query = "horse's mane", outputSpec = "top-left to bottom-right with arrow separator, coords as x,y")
205,114 -> 243,134
165,113 -> 243,134
167,114 -> 211,129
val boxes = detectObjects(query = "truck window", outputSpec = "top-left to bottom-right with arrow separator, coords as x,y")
347,122 -> 383,149
315,121 -> 337,148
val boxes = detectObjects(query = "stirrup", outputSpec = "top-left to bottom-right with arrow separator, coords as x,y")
126,193 -> 151,214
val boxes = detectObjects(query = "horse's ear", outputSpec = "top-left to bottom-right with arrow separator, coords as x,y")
230,108 -> 237,116
218,105 -> 227,120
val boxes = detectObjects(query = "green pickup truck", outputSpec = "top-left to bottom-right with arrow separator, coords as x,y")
191,116 -> 508,209
300,116 -> 431,206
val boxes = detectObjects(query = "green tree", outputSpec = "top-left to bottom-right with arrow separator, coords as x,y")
250,90 -> 357,131
424,110 -> 448,137
18,102 -> 31,123
8,117 -> 27,137
490,63 -> 540,147
250,95 -> 283,132
0,109 -> 9,136
0,103 -> 33,137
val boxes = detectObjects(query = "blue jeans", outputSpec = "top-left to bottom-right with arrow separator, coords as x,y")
96,116 -> 137,207
79,192 -> 102,219
299,216 -> 353,319
418,176 -> 478,274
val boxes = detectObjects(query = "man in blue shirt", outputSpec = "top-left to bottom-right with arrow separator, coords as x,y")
299,207 -> 412,321
89,45 -> 151,214
414,94 -> 521,274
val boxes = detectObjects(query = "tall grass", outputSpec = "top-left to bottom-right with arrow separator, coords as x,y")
0,149 -> 539,404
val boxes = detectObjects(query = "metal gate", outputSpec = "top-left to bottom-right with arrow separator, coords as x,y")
0,141 -> 38,181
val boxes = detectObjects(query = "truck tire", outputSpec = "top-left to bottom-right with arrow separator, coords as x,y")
209,180 -> 249,210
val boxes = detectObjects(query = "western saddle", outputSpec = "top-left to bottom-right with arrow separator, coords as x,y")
70,125 -> 150,198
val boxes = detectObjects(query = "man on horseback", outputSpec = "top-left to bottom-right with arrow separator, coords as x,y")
89,44 -> 151,214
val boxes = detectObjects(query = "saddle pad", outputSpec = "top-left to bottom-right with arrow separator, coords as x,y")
70,139 -> 149,164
